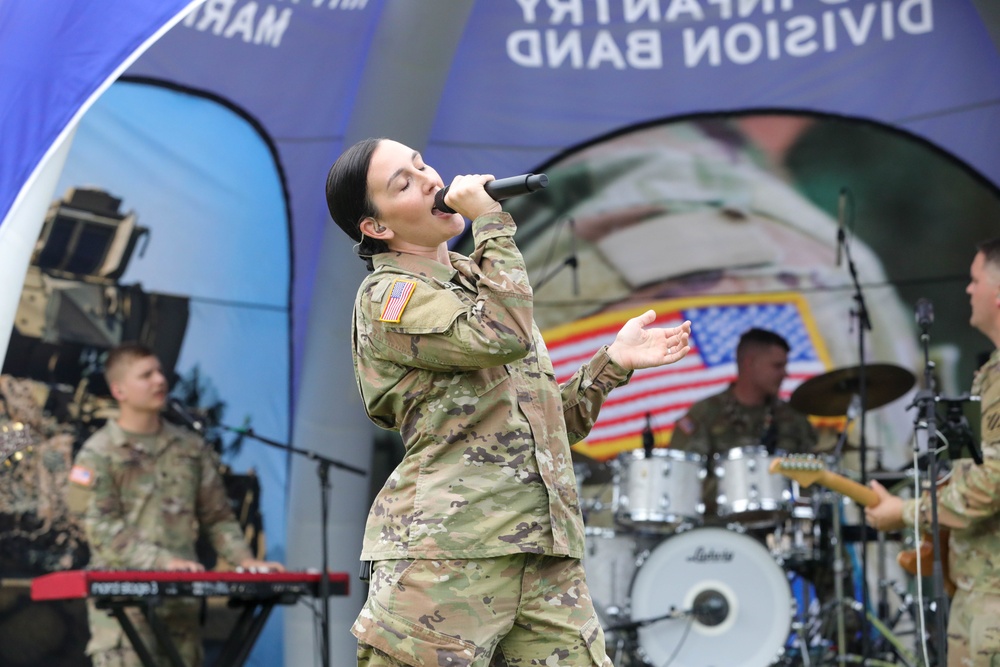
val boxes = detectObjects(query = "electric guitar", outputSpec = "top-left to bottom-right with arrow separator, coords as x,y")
0,421 -> 34,466
770,455 -> 954,596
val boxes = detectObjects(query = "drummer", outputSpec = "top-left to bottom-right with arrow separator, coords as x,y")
669,327 -> 816,517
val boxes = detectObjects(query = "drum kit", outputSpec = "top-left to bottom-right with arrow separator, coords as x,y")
576,364 -> 917,667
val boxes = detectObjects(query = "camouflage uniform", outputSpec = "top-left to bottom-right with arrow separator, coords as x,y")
902,348 -> 1000,667
669,385 -> 816,517
351,211 -> 629,666
67,419 -> 252,667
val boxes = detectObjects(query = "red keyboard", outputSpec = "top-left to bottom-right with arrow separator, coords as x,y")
31,569 -> 349,601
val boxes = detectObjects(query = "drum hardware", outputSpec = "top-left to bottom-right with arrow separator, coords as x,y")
588,446 -> 928,666
766,497 -> 830,571
828,486 -> 850,666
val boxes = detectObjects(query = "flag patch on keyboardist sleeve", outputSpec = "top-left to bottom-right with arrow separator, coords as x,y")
69,465 -> 94,487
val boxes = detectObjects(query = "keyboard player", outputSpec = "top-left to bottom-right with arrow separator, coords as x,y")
67,343 -> 283,667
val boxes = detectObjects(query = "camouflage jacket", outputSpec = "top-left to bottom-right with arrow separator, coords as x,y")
68,419 -> 251,569
903,348 -> 1000,594
669,385 -> 816,458
352,212 -> 631,561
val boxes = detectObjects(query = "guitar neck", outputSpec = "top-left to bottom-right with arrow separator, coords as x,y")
770,457 -> 880,507
812,470 -> 879,507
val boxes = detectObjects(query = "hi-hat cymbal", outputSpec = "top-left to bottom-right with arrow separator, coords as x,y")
790,363 -> 915,417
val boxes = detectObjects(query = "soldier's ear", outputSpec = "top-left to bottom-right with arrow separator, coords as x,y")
359,217 -> 392,240
108,380 -> 125,403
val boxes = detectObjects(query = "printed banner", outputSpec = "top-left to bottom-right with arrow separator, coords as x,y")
545,293 -> 832,460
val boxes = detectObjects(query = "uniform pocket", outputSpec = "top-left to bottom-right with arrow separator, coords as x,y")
352,595 -> 479,667
580,614 -> 612,667
470,363 -> 509,397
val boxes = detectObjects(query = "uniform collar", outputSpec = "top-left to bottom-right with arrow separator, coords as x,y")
722,384 -> 778,411
105,418 -> 186,451
372,250 -> 460,283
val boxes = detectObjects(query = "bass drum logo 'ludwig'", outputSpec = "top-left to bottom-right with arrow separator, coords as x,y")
630,527 -> 792,667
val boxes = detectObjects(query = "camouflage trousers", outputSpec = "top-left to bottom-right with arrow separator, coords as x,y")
86,599 -> 203,667
947,589 -> 1000,667
353,554 -> 613,667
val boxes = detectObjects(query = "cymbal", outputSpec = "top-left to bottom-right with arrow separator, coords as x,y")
789,363 -> 915,417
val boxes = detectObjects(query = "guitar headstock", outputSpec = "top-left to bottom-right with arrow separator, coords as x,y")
768,455 -> 827,488
0,421 -> 35,466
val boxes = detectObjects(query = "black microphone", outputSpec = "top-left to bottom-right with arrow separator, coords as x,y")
166,397 -> 204,433
836,187 -> 847,267
915,298 -> 934,330
642,412 -> 655,457
434,173 -> 548,215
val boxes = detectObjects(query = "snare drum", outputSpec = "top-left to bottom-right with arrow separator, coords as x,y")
615,449 -> 705,531
714,446 -> 792,527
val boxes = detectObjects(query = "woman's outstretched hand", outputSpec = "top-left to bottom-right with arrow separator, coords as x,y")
606,311 -> 692,371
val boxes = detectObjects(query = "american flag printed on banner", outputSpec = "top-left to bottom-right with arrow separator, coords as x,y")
380,279 -> 417,323
542,293 -> 832,460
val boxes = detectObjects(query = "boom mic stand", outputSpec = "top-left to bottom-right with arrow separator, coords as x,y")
220,423 -> 366,667
909,304 -> 948,667
839,207 -> 874,661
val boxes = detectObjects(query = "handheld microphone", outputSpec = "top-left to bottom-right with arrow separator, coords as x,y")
915,298 -> 934,330
166,397 -> 204,433
434,173 -> 548,215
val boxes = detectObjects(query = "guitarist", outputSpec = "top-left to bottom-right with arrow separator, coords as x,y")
866,237 -> 1000,667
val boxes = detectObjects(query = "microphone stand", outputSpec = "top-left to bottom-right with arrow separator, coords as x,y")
533,217 -> 579,295
831,395 -> 858,665
220,424 -> 366,667
604,607 -> 691,633
910,324 -> 948,667
840,220 -> 874,661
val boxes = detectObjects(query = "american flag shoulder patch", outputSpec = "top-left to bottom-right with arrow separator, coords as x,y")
69,464 -> 95,487
380,279 -> 417,323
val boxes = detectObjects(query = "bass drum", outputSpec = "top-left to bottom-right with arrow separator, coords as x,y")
629,527 -> 792,667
